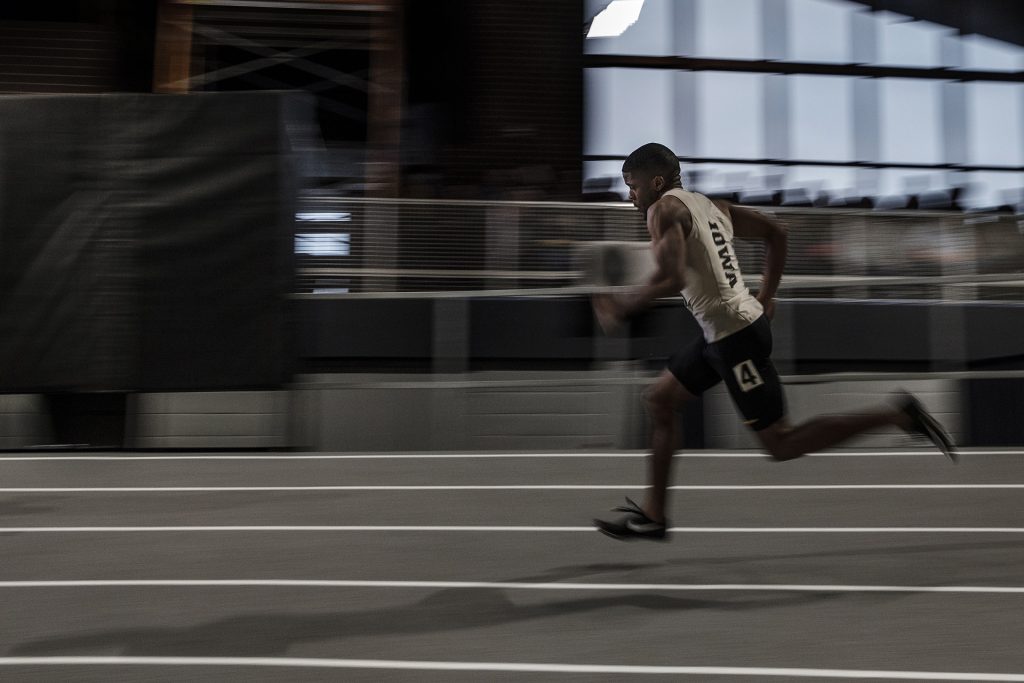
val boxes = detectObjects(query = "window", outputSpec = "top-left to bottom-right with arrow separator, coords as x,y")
696,72 -> 764,159
790,75 -> 854,162
879,79 -> 942,165
961,172 -> 1024,210
786,0 -> 852,64
967,83 -> 1024,167
584,68 -> 675,156
695,0 -> 762,60
877,169 -> 947,199
583,0 -> 1024,210
583,160 -> 628,199
787,166 -> 858,198
685,163 -> 772,195
961,34 -> 1024,72
877,15 -> 951,68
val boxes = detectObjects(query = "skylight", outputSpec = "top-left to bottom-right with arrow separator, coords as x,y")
587,0 -> 644,39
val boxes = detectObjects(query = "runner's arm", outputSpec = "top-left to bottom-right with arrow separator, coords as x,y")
605,203 -> 688,319
718,202 -> 787,310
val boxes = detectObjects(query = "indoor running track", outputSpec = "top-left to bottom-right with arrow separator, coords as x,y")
0,447 -> 1023,682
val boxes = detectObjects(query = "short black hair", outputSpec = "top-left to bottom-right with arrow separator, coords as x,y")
622,143 -> 681,185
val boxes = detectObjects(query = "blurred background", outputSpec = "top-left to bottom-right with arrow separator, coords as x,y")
0,0 -> 1022,453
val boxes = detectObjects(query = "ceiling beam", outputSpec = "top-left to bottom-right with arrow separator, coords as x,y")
850,0 -> 1024,47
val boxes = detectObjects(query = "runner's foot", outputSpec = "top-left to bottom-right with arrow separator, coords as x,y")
594,497 -> 669,541
897,391 -> 957,463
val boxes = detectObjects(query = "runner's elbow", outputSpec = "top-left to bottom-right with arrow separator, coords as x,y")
670,267 -> 686,292
768,220 -> 788,244
665,274 -> 684,295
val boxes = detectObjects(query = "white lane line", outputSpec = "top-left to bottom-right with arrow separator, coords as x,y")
1,579 -> 1023,595
0,453 -> 655,461
2,526 -> 1024,533
0,484 -> 1022,492
0,449 -> 1020,461
0,657 -> 1021,680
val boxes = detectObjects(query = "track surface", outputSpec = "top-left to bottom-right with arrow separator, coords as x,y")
0,448 -> 1023,682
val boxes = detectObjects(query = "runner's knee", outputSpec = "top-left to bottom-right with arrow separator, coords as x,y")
645,379 -> 684,423
645,389 -> 675,423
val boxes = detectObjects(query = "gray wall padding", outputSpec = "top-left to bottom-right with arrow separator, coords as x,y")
0,92 -> 303,392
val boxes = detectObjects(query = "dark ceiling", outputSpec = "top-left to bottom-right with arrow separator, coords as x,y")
852,0 -> 1024,48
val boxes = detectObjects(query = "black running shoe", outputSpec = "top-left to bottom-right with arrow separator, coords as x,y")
594,497 -> 669,541
897,392 -> 958,463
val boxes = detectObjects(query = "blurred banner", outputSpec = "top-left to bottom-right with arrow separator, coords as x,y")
0,91 -> 306,392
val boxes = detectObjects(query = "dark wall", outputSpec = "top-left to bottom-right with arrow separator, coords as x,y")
403,0 -> 584,200
0,92 -> 301,393
965,379 -> 1024,446
297,298 -> 1024,371
0,0 -> 157,92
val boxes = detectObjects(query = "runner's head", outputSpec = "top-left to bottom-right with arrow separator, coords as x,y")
622,143 -> 682,215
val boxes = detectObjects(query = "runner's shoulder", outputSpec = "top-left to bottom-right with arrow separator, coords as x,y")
652,192 -> 692,236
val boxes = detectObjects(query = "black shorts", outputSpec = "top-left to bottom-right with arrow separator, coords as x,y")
668,315 -> 785,431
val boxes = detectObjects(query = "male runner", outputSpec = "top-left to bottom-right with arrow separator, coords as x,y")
592,142 -> 956,541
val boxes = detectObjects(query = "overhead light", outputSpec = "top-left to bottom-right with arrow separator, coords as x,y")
296,211 -> 351,222
295,233 -> 351,256
587,0 -> 644,39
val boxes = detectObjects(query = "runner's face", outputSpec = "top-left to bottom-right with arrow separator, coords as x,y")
623,171 -> 661,216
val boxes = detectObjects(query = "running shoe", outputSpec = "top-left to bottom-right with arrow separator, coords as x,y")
594,497 -> 669,541
897,391 -> 958,463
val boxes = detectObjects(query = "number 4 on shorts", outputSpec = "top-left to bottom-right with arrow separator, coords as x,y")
732,359 -> 764,392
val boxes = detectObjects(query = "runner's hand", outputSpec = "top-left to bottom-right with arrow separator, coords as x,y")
592,293 -> 624,334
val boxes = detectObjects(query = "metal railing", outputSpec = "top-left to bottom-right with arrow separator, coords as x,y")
294,196 -> 1024,300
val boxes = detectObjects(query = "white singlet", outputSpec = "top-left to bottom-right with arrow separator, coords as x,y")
662,188 -> 763,343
